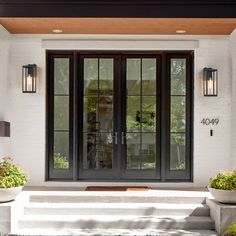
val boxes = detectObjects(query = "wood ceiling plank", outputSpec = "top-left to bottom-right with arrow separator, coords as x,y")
0,18 -> 236,35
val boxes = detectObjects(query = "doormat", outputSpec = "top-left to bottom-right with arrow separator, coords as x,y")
85,186 -> 149,191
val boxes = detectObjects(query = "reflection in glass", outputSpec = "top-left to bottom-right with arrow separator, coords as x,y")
99,59 -> 114,95
141,133 -> 156,169
171,96 -> 186,132
171,59 -> 186,95
170,58 -> 186,171
142,59 -> 156,95
170,133 -> 186,170
126,58 -> 157,170
83,58 -> 114,170
54,58 -> 69,95
83,97 -> 99,133
126,96 -> 141,132
83,132 -> 113,169
84,59 -> 98,95
54,131 -> 69,169
127,59 -> 141,95
53,58 -> 70,170
54,96 -> 69,130
126,133 -> 141,169
142,96 -> 156,132
98,96 -> 113,132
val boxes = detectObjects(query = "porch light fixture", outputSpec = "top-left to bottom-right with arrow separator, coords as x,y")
22,64 -> 37,93
203,67 -> 218,96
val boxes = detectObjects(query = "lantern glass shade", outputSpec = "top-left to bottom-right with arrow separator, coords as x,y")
22,64 -> 37,93
203,67 -> 218,96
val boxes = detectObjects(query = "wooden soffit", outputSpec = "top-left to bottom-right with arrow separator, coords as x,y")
0,1 -> 236,18
1,18 -> 236,35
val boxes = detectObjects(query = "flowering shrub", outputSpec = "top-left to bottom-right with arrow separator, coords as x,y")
0,157 -> 28,188
210,170 -> 236,191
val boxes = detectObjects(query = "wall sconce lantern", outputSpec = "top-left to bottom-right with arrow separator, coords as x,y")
203,67 -> 218,96
22,64 -> 37,93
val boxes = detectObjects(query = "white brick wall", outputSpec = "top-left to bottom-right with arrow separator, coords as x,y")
193,39 -> 232,186
0,30 -> 234,187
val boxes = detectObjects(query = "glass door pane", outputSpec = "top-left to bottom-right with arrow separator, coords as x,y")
123,57 -> 160,179
48,54 -> 73,180
80,57 -> 118,179
166,55 -> 191,181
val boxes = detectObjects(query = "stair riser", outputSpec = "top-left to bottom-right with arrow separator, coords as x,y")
18,220 -> 215,230
24,207 -> 210,216
30,196 -> 206,204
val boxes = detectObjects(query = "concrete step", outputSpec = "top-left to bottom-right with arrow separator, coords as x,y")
29,191 -> 207,204
18,215 -> 215,230
14,229 -> 218,236
24,203 -> 210,216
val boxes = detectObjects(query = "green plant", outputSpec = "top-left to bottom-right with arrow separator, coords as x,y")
0,157 -> 28,188
54,153 -> 69,169
223,223 -> 236,236
175,161 -> 186,170
210,170 -> 236,191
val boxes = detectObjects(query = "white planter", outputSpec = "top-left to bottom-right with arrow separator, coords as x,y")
208,187 -> 236,204
0,186 -> 23,202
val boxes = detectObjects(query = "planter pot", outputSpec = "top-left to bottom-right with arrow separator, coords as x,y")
208,187 -> 236,204
0,186 -> 23,202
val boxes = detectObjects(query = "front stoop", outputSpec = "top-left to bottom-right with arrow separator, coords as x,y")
2,190 -> 218,235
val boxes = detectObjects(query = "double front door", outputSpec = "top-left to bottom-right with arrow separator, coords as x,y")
79,55 -> 160,180
48,51 -> 192,181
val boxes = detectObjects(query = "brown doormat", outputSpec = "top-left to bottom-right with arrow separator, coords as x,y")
85,186 -> 149,191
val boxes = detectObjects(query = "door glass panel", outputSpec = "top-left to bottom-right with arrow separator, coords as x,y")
84,59 -> 98,95
142,59 -> 156,95
127,96 -> 141,132
53,58 -> 70,170
54,58 -> 69,95
142,96 -> 156,132
54,131 -> 69,169
171,96 -> 186,132
83,132 -> 113,169
170,59 -> 187,170
126,58 -> 157,170
83,58 -> 114,169
127,59 -> 141,95
141,133 -> 156,169
170,133 -> 186,170
83,96 -> 98,133
126,133 -> 141,169
99,59 -> 113,96
98,96 -> 113,132
171,59 -> 186,95
54,96 -> 69,130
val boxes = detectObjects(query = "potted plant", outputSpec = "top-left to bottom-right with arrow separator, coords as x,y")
223,223 -> 236,236
0,157 -> 28,202
208,170 -> 236,204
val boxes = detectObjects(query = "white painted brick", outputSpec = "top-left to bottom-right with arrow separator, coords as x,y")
0,28 -> 234,187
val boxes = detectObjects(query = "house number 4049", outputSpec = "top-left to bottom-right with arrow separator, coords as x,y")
201,118 -> 219,126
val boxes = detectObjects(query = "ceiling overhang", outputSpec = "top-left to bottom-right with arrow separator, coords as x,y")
1,18 -> 236,35
0,1 -> 236,18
